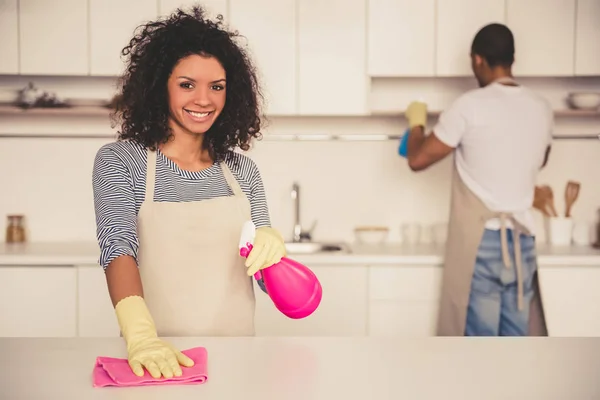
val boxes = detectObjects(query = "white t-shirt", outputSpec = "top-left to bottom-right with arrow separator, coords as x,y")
433,82 -> 553,234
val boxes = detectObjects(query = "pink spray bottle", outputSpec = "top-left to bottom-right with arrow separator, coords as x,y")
239,221 -> 322,319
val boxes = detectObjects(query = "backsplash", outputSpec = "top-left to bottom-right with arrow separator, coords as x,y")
0,75 -> 599,247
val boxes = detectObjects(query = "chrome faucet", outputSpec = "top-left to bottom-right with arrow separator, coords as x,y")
291,182 -> 316,242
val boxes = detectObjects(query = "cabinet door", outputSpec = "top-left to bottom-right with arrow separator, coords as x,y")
575,0 -> 600,76
19,0 -> 88,75
538,266 -> 600,337
229,0 -> 296,115
368,0 -> 435,77
0,0 -> 18,74
0,267 -> 76,337
159,0 -> 227,20
507,0 -> 576,76
90,0 -> 157,76
436,0 -> 505,76
368,266 -> 442,336
77,266 -> 121,337
254,265 -> 369,336
298,0 -> 369,115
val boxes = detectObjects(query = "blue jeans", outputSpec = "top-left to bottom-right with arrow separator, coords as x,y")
465,228 -> 538,336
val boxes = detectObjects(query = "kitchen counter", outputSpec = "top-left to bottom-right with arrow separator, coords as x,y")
1,337 -> 599,399
1,241 -> 600,266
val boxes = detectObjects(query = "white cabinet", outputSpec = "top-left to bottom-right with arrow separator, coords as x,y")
229,0 -> 296,115
368,0 -> 435,77
0,0 -> 18,74
0,266 -> 76,337
19,0 -> 88,75
436,0 -> 505,76
89,0 -> 157,76
254,265 -> 369,336
298,0 -> 369,115
575,0 -> 600,76
538,266 -> 600,337
76,266 -> 120,337
159,0 -> 228,19
368,266 -> 442,336
507,0 -> 576,76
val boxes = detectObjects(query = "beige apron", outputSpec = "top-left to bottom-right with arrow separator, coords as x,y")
136,149 -> 256,337
436,108 -> 548,336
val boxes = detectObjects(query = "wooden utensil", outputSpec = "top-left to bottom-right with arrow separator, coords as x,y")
533,186 -> 551,217
564,180 -> 581,217
536,185 -> 558,217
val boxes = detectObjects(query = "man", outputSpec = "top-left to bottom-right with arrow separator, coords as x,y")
403,23 -> 552,336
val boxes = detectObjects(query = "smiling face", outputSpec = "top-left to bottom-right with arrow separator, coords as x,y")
166,54 -> 226,136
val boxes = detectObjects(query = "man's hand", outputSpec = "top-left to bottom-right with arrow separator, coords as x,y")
405,101 -> 427,129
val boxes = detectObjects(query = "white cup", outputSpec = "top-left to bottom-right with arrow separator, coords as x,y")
572,221 -> 593,246
400,223 -> 421,245
547,217 -> 574,246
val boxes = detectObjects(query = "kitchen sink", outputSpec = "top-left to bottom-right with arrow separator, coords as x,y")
285,242 -> 350,254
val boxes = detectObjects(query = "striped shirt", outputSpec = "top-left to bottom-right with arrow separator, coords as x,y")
92,140 -> 271,271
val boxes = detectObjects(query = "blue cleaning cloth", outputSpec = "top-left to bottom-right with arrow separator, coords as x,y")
397,128 -> 410,158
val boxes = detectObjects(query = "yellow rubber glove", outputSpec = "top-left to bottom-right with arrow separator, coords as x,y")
245,226 -> 286,276
405,101 -> 428,129
115,295 -> 194,379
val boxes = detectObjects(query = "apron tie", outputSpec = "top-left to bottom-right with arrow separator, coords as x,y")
499,214 -> 525,311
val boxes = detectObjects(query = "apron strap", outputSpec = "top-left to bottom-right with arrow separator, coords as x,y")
145,149 -> 157,202
220,160 -> 245,197
498,213 -> 529,311
494,76 -> 518,86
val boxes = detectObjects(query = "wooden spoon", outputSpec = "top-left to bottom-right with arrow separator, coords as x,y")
533,186 -> 551,217
564,180 -> 581,218
539,185 -> 558,217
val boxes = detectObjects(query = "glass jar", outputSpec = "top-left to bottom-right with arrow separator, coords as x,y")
6,215 -> 26,243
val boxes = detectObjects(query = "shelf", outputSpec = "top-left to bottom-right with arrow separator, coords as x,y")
0,105 -> 111,116
0,132 -> 597,141
1,106 -> 599,118
371,109 -> 600,117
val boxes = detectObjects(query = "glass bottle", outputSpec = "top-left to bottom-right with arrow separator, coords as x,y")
6,215 -> 26,243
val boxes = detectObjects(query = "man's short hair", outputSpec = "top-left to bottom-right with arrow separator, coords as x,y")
471,23 -> 515,67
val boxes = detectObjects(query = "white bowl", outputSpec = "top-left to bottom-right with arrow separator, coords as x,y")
567,92 -> 600,110
354,226 -> 389,245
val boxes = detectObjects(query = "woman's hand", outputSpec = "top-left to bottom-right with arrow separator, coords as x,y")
115,295 -> 194,378
127,335 -> 193,378
245,227 -> 286,276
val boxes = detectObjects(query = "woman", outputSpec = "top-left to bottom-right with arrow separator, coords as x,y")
92,6 -> 286,380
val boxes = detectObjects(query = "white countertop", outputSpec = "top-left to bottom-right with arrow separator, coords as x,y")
1,337 -> 599,399
1,241 -> 600,266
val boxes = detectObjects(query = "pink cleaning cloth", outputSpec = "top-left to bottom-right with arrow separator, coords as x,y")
93,347 -> 208,387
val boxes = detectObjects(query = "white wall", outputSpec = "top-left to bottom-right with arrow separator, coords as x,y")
0,75 -> 599,246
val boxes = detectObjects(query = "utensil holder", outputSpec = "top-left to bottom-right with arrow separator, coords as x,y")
547,217 -> 574,246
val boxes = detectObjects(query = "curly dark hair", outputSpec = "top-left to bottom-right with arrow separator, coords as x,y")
111,4 -> 264,161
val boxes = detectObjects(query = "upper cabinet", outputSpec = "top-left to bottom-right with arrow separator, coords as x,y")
368,0 -> 435,77
298,0 -> 369,115
1,0 -> 598,114
159,0 -> 228,20
89,0 -> 158,76
0,0 -> 18,74
574,0 -> 600,76
507,0 -> 576,76
229,0 -> 296,115
436,0 -> 506,76
19,0 -> 88,75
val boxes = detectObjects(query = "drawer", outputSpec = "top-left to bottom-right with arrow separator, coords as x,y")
368,299 -> 439,337
369,266 -> 442,301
